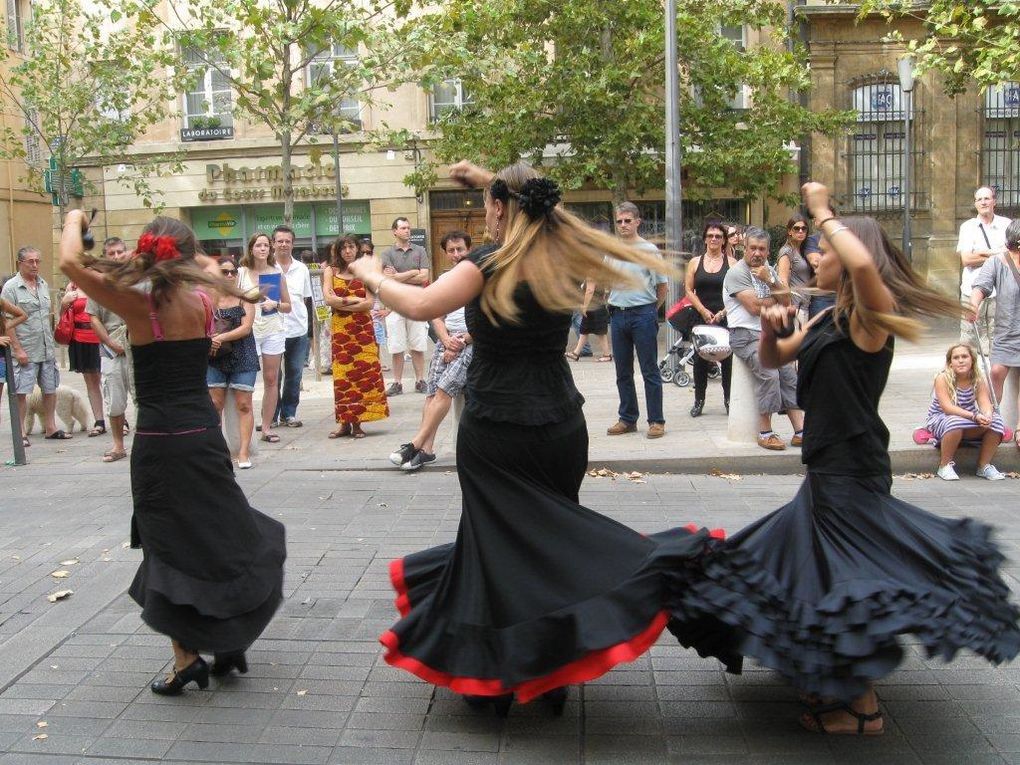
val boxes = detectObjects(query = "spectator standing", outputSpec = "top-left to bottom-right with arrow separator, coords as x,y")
725,224 -> 744,260
723,226 -> 804,450
270,226 -> 312,428
86,237 -> 133,462
237,233 -> 291,444
389,230 -> 475,470
0,291 -> 28,434
208,258 -> 259,469
959,186 -> 1010,349
970,218 -> 1020,448
776,214 -> 813,312
324,235 -> 388,438
362,239 -> 391,372
565,280 -> 611,362
61,280 -> 105,435
1,247 -> 70,443
606,202 -> 668,439
380,217 -> 429,394
685,222 -> 735,417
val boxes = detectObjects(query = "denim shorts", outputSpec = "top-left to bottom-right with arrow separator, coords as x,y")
207,365 -> 258,392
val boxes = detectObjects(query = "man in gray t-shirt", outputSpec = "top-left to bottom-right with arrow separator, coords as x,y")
722,227 -> 803,451
379,217 -> 430,395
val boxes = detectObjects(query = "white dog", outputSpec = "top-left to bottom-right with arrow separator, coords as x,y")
23,385 -> 91,435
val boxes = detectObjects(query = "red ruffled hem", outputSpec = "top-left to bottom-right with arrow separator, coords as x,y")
381,523 -> 727,704
379,611 -> 669,704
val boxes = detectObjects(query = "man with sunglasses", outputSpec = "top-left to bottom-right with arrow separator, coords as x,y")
606,202 -> 668,439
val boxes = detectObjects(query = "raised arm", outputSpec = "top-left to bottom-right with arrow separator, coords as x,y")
349,256 -> 484,322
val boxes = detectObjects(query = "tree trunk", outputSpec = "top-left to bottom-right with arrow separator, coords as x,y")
281,131 -> 293,225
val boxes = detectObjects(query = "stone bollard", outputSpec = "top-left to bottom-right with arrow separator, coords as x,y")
222,388 -> 259,458
727,353 -> 758,443
1002,367 -> 1020,431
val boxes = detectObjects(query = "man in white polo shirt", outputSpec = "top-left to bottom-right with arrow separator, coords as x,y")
272,225 -> 313,427
958,186 -> 1010,349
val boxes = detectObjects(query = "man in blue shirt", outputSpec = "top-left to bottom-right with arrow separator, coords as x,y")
606,202 -> 668,439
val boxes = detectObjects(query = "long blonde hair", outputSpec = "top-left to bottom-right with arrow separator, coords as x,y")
479,162 -> 675,323
829,217 -> 963,341
935,343 -> 984,406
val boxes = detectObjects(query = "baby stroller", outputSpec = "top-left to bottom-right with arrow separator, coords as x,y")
659,304 -> 721,387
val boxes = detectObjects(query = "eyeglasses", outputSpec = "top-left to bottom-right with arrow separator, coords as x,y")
221,269 -> 237,276
791,225 -> 808,232
705,233 -> 724,239
727,232 -> 738,237
616,218 -> 635,224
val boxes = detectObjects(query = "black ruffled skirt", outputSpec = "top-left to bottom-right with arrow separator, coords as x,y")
672,472 -> 1020,701
128,427 -> 286,652
380,410 -> 724,703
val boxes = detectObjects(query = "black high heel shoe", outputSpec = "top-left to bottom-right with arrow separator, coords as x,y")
211,651 -> 248,676
462,693 -> 514,717
541,687 -> 567,716
150,657 -> 209,695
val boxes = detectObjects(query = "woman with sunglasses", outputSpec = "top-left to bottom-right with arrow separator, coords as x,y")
725,224 -> 743,260
208,257 -> 259,469
684,222 -> 735,417
776,215 -> 813,312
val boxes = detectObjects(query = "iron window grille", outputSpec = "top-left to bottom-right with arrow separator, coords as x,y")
845,78 -> 928,214
981,82 -> 1020,213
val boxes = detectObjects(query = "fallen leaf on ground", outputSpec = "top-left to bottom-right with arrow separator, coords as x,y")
49,570 -> 70,579
708,468 -> 743,480
121,542 -> 130,548
59,559 -> 79,566
32,734 -> 47,741
47,590 -> 73,603
897,472 -> 934,480
35,721 -> 47,728
296,689 -> 308,696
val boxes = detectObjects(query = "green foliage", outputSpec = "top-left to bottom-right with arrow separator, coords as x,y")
858,0 -> 1020,93
0,0 -> 186,212
401,0 -> 852,202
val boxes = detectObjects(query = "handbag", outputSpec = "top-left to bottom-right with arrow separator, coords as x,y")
54,307 -> 74,345
209,311 -> 234,358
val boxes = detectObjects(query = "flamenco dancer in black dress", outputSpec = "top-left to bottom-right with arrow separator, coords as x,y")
673,182 -> 1020,734
59,211 -> 286,695
349,161 -> 726,715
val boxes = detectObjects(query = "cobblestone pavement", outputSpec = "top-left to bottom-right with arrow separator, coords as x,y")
0,459 -> 1018,764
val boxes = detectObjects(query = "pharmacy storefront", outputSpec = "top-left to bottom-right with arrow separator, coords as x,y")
188,200 -> 371,262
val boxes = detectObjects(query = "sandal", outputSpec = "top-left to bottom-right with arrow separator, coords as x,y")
88,424 -> 106,437
44,430 -> 72,440
102,449 -> 127,463
596,355 -> 613,362
799,701 -> 883,736
351,425 -> 366,439
260,432 -> 280,443
22,437 -> 30,448
564,351 -> 580,361
328,424 -> 352,439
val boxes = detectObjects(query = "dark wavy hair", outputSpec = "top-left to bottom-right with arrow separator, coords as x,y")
328,234 -> 362,269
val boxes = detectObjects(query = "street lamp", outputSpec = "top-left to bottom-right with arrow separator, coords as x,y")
331,127 -> 344,234
664,0 -> 683,349
898,55 -> 915,261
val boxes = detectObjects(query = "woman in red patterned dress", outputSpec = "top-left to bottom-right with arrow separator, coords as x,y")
323,235 -> 389,438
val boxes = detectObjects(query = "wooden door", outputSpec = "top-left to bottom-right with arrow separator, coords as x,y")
429,209 -> 488,276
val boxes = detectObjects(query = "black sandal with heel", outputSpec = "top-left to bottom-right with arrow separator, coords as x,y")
799,700 -> 883,736
150,657 -> 209,695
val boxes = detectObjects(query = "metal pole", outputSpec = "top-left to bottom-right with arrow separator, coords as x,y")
4,345 -> 26,465
664,0 -> 683,349
902,87 -> 912,261
332,130 -> 344,234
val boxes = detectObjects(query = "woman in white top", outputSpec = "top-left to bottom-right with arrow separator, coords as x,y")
237,232 -> 291,443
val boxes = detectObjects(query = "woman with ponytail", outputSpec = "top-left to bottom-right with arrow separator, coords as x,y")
58,213 -> 286,696
669,183 -> 1020,735
349,161 -> 731,716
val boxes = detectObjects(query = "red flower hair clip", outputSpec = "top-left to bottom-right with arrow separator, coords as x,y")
136,233 -> 180,263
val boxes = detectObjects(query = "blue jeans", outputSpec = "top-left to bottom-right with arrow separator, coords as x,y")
609,303 -> 663,424
276,334 -> 310,421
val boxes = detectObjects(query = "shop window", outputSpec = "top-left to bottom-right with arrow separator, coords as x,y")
307,43 -> 362,128
6,0 -> 28,52
982,82 -> 1020,210
181,36 -> 234,133
430,79 -> 473,122
847,80 -> 927,213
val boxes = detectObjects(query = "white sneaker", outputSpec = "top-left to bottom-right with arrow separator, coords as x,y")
936,462 -> 959,481
976,463 -> 1005,481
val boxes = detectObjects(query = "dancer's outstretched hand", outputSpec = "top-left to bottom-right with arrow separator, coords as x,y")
801,182 -> 832,221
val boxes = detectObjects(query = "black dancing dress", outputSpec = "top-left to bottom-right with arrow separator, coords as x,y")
128,333 -> 286,652
673,311 -> 1020,701
380,246 -> 724,703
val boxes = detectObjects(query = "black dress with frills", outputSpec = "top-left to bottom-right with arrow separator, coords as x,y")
379,246 -> 728,703
671,311 -> 1020,701
127,337 -> 286,652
